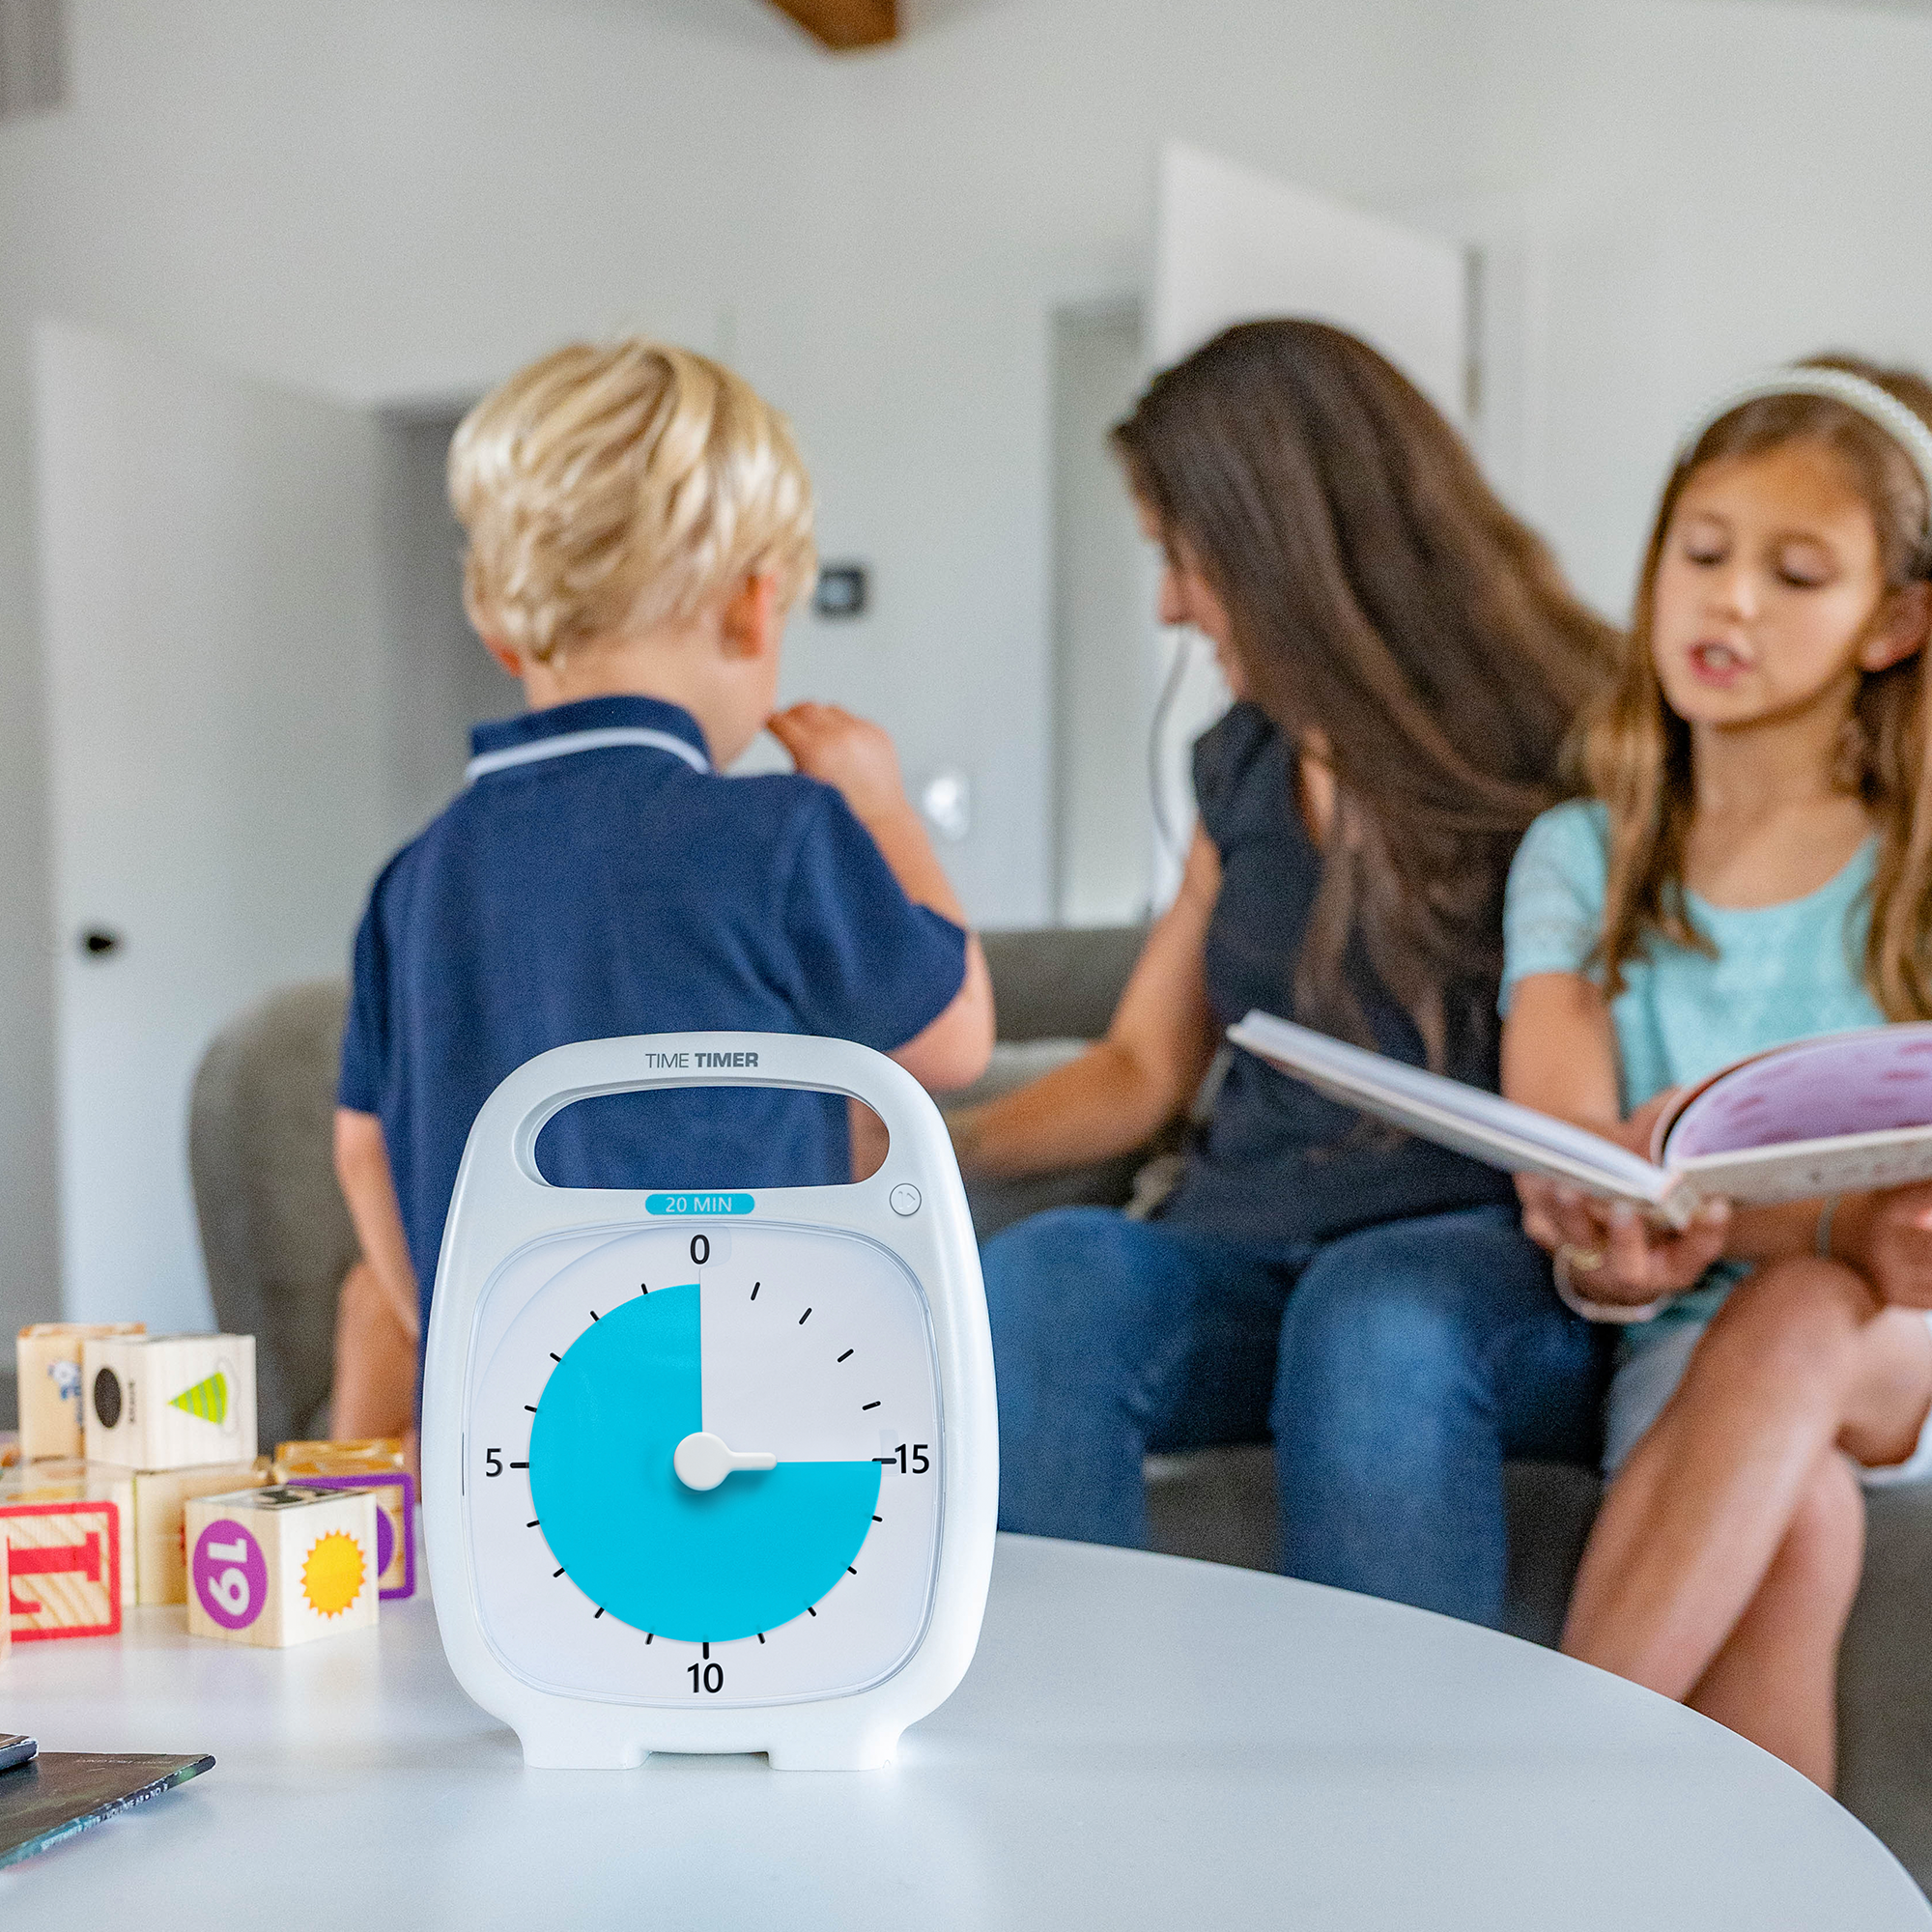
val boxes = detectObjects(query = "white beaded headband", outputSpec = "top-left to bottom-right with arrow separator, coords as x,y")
1678,366 -> 1932,548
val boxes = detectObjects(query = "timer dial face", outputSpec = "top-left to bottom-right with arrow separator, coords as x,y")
465,1221 -> 943,1707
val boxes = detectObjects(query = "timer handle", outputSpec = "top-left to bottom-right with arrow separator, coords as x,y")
436,1031 -> 967,1260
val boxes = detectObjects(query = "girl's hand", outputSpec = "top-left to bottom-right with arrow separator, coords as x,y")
766,703 -> 913,832
1516,1173 -> 1730,1305
1833,1183 -> 1932,1308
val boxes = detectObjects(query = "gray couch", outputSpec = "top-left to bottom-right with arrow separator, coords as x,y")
187,929 -> 1932,1888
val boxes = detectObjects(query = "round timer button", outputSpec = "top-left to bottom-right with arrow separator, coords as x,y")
889,1183 -> 922,1217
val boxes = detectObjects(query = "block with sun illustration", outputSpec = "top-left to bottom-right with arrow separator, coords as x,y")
82,1333 -> 258,1471
184,1486 -> 379,1648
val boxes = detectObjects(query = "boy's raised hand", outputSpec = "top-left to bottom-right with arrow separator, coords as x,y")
767,703 -> 914,832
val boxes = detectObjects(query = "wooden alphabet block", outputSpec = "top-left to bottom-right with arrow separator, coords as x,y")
0,1461 -> 136,1606
128,1462 -> 270,1605
16,1322 -> 145,1462
273,1437 -> 405,1477
1,1498 -> 122,1642
82,1333 -> 257,1470
185,1486 -> 379,1648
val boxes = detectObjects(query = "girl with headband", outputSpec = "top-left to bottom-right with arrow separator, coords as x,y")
1502,355 -> 1932,1787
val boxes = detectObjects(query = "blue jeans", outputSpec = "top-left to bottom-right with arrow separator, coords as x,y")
980,1202 -> 1608,1628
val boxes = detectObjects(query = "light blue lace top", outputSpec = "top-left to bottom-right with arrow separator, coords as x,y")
1502,800 -> 1881,1110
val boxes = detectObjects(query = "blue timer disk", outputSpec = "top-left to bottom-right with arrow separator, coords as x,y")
528,1284 -> 882,1641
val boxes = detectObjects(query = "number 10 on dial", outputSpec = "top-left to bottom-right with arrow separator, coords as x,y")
422,1034 -> 998,1771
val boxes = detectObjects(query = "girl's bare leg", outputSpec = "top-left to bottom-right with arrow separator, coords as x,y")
1562,1258 -> 1930,1771
1686,1448 -> 1863,1786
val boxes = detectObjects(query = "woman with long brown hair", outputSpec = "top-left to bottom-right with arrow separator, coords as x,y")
951,319 -> 1618,1622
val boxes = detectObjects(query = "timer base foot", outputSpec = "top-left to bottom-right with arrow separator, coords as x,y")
766,1727 -> 901,1772
515,1727 -> 648,1771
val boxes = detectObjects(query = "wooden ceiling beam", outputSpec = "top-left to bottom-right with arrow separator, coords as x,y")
768,0 -> 896,50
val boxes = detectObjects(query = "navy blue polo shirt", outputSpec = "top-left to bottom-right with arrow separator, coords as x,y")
338,695 -> 968,1321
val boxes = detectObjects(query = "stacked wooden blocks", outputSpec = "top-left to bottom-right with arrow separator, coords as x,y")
3,1325 -> 267,1646
7,1327 -> 407,1655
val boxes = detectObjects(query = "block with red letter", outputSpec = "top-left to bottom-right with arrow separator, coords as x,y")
0,1538 -> 9,1663
83,1334 -> 257,1470
185,1486 -> 378,1648
0,1462 -> 135,1606
1,1498 -> 122,1642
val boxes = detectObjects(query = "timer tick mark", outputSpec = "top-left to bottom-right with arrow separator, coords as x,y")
639,1283 -> 648,1294
837,1349 -> 853,1362
524,1405 -> 536,1413
548,1351 -> 560,1362
750,1281 -> 760,1300
588,1309 -> 599,1321
799,1307 -> 812,1325
645,1633 -> 654,1644
807,1606 -> 817,1617
756,1633 -> 766,1644
526,1519 -> 539,1528
847,1566 -> 857,1576
553,1566 -> 566,1578
510,1461 -> 528,1469
872,1515 -> 882,1522
594,1607 -> 606,1619
862,1401 -> 881,1411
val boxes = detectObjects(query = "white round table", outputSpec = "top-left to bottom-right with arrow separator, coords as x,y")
1,1535 -> 1923,1927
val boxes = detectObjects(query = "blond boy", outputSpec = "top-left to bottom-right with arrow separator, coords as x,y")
332,342 -> 992,1430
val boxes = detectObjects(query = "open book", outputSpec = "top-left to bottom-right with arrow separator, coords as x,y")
1227,1011 -> 1932,1230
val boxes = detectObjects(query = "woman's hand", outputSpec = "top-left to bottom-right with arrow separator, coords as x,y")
1831,1183 -> 1932,1308
1516,1174 -> 1731,1306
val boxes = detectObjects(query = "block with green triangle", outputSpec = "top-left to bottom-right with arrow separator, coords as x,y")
82,1333 -> 257,1470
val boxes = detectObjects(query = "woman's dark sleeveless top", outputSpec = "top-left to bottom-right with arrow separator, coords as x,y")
1156,702 -> 1516,1253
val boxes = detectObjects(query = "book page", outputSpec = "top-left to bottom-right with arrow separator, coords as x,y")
1664,1024 -> 1932,1159
1228,1011 -> 1687,1218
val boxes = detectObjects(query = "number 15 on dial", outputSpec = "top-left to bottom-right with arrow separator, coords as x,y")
422,1034 -> 998,1771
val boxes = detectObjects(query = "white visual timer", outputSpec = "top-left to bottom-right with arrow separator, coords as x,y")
420,1033 -> 997,1770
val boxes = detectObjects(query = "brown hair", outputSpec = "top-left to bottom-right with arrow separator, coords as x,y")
1586,354 -> 1932,1017
1113,319 -> 1616,1065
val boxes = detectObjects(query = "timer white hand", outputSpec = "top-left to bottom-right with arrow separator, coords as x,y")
672,1430 -> 777,1492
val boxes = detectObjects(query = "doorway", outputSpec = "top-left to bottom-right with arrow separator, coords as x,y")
1049,299 -> 1156,927
35,324 -> 509,1326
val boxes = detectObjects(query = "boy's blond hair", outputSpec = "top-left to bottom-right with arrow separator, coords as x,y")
448,339 -> 816,665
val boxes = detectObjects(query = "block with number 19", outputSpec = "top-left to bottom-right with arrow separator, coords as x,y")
185,1487 -> 378,1648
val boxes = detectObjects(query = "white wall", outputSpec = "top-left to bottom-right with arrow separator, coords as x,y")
2,0 -> 1930,1331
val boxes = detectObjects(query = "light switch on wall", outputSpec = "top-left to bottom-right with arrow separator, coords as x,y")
919,769 -> 971,842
